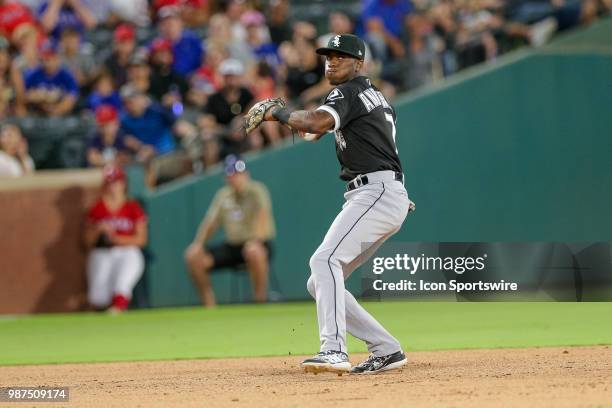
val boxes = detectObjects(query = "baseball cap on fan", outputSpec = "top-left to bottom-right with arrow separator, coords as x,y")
95,105 -> 119,125
114,23 -> 135,43
219,59 -> 244,76
224,155 -> 247,176
316,34 -> 366,60
40,39 -> 59,57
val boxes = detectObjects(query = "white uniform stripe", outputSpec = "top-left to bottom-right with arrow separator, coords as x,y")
316,105 -> 341,131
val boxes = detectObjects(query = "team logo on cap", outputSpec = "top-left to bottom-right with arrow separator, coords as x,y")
332,35 -> 341,47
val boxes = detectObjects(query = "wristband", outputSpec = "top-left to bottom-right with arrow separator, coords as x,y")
272,107 -> 292,125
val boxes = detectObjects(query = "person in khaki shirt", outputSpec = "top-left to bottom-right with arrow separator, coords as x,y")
184,155 -> 275,307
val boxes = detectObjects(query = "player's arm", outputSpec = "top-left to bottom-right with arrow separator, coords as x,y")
264,108 -> 335,140
111,221 -> 148,248
192,216 -> 218,246
83,220 -> 104,249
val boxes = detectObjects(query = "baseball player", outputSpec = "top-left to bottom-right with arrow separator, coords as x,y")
247,34 -> 415,375
84,165 -> 147,313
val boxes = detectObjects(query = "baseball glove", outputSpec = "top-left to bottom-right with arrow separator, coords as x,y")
243,98 -> 286,134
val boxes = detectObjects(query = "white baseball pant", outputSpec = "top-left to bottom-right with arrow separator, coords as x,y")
87,246 -> 145,308
307,173 -> 412,356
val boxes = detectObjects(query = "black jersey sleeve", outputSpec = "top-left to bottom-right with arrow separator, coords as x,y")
316,83 -> 361,131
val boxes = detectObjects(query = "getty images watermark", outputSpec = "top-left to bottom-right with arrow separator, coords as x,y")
369,252 -> 518,293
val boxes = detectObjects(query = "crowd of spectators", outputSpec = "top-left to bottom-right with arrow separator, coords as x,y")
0,0 -> 609,183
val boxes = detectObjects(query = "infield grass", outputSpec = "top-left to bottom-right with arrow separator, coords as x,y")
1,302 -> 612,366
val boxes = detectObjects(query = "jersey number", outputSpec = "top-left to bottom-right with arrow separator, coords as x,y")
384,113 -> 398,153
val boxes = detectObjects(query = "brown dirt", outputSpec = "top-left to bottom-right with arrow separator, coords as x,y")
1,346 -> 610,408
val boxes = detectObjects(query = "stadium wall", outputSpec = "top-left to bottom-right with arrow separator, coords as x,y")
142,50 -> 612,307
0,171 -> 101,314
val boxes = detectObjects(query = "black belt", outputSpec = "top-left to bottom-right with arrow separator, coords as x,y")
346,171 -> 404,192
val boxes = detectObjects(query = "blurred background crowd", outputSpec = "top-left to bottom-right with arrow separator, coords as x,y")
0,0 -> 610,185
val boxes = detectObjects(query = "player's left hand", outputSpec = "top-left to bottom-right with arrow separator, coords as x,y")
244,98 -> 286,134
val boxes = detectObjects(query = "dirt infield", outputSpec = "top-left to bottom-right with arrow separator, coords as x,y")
1,346 -> 610,407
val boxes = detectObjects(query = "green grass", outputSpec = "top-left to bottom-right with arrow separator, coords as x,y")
1,302 -> 611,366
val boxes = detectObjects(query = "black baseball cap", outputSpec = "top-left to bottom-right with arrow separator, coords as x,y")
316,34 -> 365,60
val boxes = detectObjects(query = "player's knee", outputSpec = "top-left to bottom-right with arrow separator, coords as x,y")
242,241 -> 267,262
306,275 -> 316,298
184,246 -> 198,265
309,249 -> 331,275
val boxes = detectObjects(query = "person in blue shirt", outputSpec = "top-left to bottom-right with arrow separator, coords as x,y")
24,40 -> 79,116
38,0 -> 97,41
87,105 -> 132,167
87,72 -> 122,112
119,84 -> 176,157
157,6 -> 203,76
360,0 -> 413,61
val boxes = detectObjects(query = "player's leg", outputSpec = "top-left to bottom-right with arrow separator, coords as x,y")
342,182 -> 412,373
309,183 -> 403,353
110,246 -> 145,311
241,240 -> 270,303
306,229 -> 403,357
305,181 -> 410,371
184,244 -> 217,307
86,249 -> 114,309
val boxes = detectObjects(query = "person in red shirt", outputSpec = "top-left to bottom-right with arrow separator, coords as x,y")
0,0 -> 38,43
84,165 -> 147,313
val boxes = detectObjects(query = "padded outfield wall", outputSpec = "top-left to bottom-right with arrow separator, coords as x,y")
141,20 -> 612,306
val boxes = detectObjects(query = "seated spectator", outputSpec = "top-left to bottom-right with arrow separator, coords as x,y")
281,36 -> 328,105
38,0 -> 97,40
24,40 -> 79,116
184,155 -> 275,307
266,0 -> 291,45
404,11 -> 437,90
103,23 -> 136,88
205,58 -> 254,127
120,84 -> 176,157
87,105 -> 132,167
194,40 -> 228,95
149,37 -> 189,104
125,53 -> 152,96
242,10 -> 280,69
11,23 -> 41,78
0,0 -> 39,45
206,13 -> 251,66
157,6 -> 203,76
87,71 -> 122,111
250,61 -> 276,101
84,165 -> 147,313
361,0 -> 412,84
59,27 -> 96,87
152,0 -> 209,27
0,124 -> 35,177
182,76 -> 213,125
0,36 -> 26,118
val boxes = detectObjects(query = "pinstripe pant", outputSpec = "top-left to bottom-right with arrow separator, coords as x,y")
307,179 -> 412,356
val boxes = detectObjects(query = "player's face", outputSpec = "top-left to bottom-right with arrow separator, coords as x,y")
104,179 -> 126,196
325,52 -> 361,85
226,172 -> 249,192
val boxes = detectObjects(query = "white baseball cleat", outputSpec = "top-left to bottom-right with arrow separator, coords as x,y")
301,351 -> 351,375
350,351 -> 407,374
